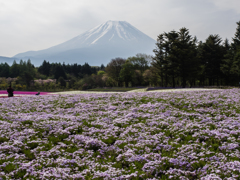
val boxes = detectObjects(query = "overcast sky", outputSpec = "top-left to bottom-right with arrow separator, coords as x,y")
1,0 -> 240,57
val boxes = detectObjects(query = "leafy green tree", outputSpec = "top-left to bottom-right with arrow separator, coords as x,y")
119,61 -> 134,87
58,76 -> 66,87
143,69 -> 154,86
19,71 -> 34,87
136,53 -> 152,64
66,74 -> 77,88
127,55 -> 150,86
132,70 -> 142,86
97,70 -> 105,75
127,55 -> 149,74
81,75 -> 95,89
92,74 -> 104,87
105,58 -> 126,86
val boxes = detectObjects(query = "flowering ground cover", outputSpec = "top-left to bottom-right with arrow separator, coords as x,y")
0,89 -> 239,179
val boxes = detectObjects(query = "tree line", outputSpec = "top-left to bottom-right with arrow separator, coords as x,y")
0,21 -> 240,90
151,21 -> 240,87
100,21 -> 240,88
0,60 -> 104,90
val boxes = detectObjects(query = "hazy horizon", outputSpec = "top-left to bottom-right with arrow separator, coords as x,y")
1,0 -> 240,57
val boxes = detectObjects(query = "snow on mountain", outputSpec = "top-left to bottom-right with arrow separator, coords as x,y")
13,21 -> 156,66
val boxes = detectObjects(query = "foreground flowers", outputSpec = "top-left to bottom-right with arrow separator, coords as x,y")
0,89 -> 239,179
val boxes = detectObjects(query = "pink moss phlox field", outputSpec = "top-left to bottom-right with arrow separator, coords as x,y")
0,89 -> 240,179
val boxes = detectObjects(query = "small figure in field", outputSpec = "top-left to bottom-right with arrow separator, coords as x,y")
35,91 -> 40,95
7,85 -> 14,97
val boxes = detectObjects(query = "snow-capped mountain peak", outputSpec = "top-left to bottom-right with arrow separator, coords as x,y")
13,21 -> 156,66
67,20 -> 152,47
85,21 -> 138,43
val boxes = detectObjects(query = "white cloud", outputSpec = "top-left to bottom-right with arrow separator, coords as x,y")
0,0 -> 240,57
210,0 -> 240,13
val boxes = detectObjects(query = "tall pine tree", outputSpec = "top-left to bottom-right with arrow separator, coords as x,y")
201,35 -> 224,86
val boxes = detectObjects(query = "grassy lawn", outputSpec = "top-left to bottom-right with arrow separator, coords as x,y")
87,87 -> 144,92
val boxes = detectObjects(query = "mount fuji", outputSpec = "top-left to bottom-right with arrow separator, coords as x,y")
13,21 -> 156,66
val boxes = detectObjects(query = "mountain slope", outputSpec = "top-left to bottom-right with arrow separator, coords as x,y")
0,56 -> 18,65
13,21 -> 156,66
